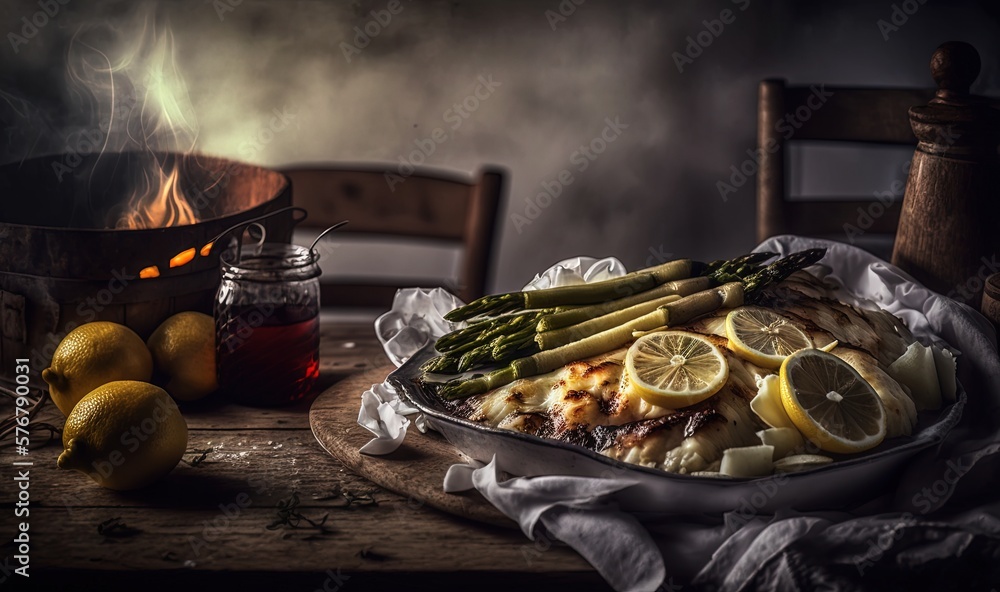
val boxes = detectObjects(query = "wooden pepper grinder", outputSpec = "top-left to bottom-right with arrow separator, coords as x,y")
891,41 -> 1000,308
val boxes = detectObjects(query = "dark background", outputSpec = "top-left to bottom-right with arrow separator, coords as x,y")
2,0 -> 998,291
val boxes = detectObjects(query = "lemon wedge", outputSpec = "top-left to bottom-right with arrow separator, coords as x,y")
779,349 -> 886,454
726,307 -> 812,369
625,331 -> 728,408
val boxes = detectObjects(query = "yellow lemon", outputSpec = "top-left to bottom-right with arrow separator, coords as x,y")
726,307 -> 812,369
42,322 -> 153,416
57,380 -> 188,490
779,349 -> 886,454
147,311 -> 218,401
625,331 -> 728,408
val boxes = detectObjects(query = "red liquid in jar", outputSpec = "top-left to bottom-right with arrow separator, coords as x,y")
216,305 -> 320,405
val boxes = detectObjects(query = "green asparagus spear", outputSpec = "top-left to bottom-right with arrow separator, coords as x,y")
537,277 -> 709,331
430,249 -> 825,386
438,283 -> 745,399
535,293 -> 682,350
444,259 -> 693,321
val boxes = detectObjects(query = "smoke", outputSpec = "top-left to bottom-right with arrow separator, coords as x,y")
1,0 -> 998,289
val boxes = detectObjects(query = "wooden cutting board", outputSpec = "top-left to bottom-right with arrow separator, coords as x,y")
309,365 -> 514,528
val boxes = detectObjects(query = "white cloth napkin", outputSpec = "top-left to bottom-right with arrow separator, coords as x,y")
521,255 -> 627,291
354,239 -> 1000,591
356,287 -> 463,453
357,258 -> 626,454
374,287 -> 465,367
443,456 -> 666,592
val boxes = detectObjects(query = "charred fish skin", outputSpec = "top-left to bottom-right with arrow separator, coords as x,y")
441,271 -> 922,474
759,272 -> 914,367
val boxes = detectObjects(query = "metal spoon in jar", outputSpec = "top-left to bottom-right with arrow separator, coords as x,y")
308,220 -> 349,256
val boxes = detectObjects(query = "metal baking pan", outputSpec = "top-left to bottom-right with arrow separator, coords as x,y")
388,344 -> 965,516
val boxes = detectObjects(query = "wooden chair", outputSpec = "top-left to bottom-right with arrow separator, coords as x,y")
282,164 -> 504,309
756,80 -> 936,252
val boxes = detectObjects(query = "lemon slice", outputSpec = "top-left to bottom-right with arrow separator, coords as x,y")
726,307 -> 812,369
779,349 -> 886,454
625,331 -> 728,408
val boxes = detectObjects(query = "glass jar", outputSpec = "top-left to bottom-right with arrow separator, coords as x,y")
214,243 -> 321,406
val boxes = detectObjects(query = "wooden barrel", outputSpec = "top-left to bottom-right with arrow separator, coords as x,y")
0,152 -> 293,385
982,273 -> 1000,337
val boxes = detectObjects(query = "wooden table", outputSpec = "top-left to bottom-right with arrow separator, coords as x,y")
3,320 -> 608,591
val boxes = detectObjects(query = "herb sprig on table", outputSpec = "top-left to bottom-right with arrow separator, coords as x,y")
267,493 -> 333,534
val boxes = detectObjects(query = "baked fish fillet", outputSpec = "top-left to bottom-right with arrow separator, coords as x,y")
445,271 -> 921,474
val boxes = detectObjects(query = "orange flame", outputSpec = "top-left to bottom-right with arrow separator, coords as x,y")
70,11 -> 204,231
117,163 -> 198,230
139,266 -> 160,279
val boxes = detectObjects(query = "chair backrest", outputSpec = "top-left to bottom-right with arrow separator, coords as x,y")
756,80 -> 937,249
282,164 -> 504,308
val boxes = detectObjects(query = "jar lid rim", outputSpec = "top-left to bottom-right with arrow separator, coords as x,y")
219,243 -> 321,279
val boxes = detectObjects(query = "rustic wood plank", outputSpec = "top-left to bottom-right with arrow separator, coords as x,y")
2,321 -> 609,589
285,167 -> 472,241
33,570 -> 609,592
786,86 -> 933,144
1,429 -> 384,510
26,507 -> 603,590
310,365 -> 513,528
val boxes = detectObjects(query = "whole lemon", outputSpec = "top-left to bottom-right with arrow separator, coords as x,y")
42,322 -> 153,416
147,311 -> 218,401
57,380 -> 188,490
